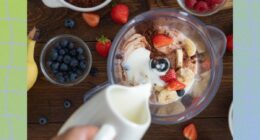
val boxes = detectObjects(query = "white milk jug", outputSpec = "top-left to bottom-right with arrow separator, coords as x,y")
58,83 -> 152,140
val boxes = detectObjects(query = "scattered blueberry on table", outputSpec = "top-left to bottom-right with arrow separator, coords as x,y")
39,116 -> 48,125
64,19 -> 76,29
47,39 -> 88,83
64,100 -> 72,109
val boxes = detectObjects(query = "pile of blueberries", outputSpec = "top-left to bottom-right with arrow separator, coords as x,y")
47,39 -> 88,83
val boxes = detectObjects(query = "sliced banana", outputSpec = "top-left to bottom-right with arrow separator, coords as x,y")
154,85 -> 164,92
176,49 -> 183,68
176,68 -> 195,86
183,39 -> 197,57
158,89 -> 178,104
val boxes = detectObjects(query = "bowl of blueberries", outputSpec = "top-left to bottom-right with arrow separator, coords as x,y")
40,34 -> 92,86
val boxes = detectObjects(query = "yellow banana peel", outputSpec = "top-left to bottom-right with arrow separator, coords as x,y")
27,27 -> 39,91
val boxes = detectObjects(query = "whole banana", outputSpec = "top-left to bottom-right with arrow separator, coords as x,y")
27,27 -> 39,91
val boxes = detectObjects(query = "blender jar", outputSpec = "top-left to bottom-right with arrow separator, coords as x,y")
84,9 -> 226,124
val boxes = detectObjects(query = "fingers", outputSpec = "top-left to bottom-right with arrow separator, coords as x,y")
51,125 -> 99,140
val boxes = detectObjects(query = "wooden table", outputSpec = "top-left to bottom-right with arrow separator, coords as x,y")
28,0 -> 233,139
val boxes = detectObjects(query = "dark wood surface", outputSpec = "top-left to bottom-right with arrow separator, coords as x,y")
28,0 -> 233,139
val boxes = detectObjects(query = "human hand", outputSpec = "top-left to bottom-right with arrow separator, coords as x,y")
51,125 -> 98,140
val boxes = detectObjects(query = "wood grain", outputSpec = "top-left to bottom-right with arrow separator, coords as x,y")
147,0 -> 233,10
28,0 -> 233,139
29,118 -> 232,140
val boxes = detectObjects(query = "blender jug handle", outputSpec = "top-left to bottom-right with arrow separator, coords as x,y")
206,25 -> 227,59
83,81 -> 111,102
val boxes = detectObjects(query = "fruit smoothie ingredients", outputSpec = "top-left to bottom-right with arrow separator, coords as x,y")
226,34 -> 233,52
66,0 -> 104,8
184,0 -> 224,13
82,13 -> 100,27
95,35 -> 111,57
183,123 -> 198,140
111,4 -> 129,24
115,27 -> 199,105
47,39 -> 88,83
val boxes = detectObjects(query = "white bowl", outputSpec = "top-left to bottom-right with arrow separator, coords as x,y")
228,101 -> 233,137
42,0 -> 111,12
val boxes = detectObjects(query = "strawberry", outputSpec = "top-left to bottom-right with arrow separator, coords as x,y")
167,80 -> 185,91
111,4 -> 129,24
194,1 -> 209,12
185,0 -> 197,9
183,123 -> 198,140
96,35 -> 111,57
82,13 -> 100,27
152,34 -> 173,48
226,34 -> 233,52
160,69 -> 176,83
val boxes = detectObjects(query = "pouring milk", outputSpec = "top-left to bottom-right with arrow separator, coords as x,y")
58,83 -> 152,140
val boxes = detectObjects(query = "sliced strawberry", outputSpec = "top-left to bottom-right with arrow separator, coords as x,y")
160,69 -> 176,83
82,13 -> 100,28
152,34 -> 173,48
167,80 -> 185,91
183,123 -> 198,140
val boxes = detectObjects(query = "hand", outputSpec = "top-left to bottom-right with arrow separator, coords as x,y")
51,125 -> 98,140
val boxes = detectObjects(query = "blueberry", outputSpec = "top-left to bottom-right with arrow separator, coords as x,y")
70,49 -> 77,56
59,39 -> 69,47
79,61 -> 87,70
77,54 -> 85,60
177,90 -> 185,97
122,64 -> 130,71
57,76 -> 65,83
64,48 -> 69,53
53,69 -> 58,74
64,19 -> 75,29
69,73 -> 78,81
76,69 -> 83,75
39,116 -> 48,125
150,58 -> 169,72
76,47 -> 84,54
70,59 -> 78,67
63,55 -> 71,64
57,56 -> 63,62
68,42 -> 74,50
59,49 -> 66,55
51,51 -> 58,61
181,95 -> 193,108
64,100 -> 72,109
47,61 -> 52,67
90,67 -> 98,77
60,63 -> 68,71
56,72 -> 63,77
64,74 -> 70,82
51,62 -> 60,71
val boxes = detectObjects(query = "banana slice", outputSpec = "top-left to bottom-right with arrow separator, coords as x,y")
154,85 -> 164,92
158,89 -> 178,104
183,39 -> 197,57
176,68 -> 195,86
176,49 -> 183,68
